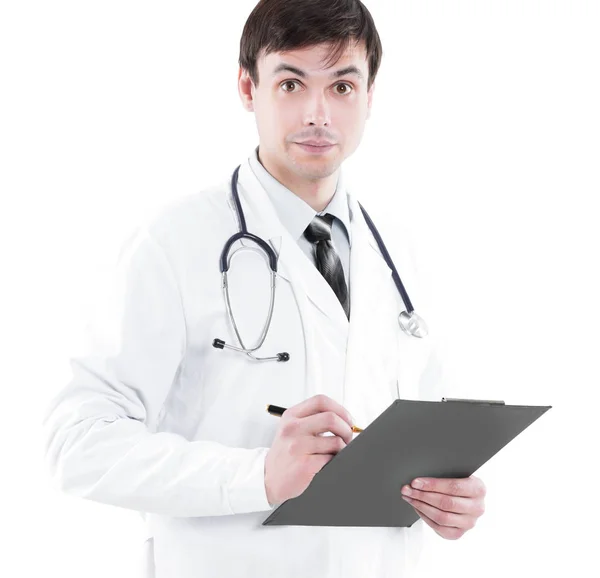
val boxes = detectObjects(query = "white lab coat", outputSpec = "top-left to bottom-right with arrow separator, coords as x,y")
42,153 -> 447,578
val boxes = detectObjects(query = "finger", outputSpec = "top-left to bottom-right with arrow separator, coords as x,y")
402,496 -> 475,530
401,486 -> 480,515
409,505 -> 466,540
286,394 -> 354,429
410,476 -> 485,499
307,453 -> 335,476
299,411 -> 353,445
305,434 -> 347,455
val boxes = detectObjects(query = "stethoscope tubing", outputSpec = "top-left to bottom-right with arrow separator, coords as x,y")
213,164 -> 427,362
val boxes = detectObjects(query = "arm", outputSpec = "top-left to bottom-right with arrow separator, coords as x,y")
42,225 -> 273,517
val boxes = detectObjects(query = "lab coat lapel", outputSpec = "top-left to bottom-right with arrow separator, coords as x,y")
234,159 -> 350,331
341,199 -> 433,408
228,157 -> 434,427
342,195 -> 402,426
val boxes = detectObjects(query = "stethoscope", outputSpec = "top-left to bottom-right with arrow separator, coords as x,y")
212,165 -> 428,362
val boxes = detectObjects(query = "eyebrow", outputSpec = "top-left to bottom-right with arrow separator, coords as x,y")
272,63 -> 364,82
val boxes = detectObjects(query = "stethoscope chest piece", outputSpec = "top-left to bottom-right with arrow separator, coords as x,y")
398,311 -> 428,338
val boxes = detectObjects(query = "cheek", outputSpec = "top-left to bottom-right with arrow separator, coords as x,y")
255,97 -> 287,125
338,100 -> 365,126
337,116 -> 360,147
256,110 -> 287,142
272,101 -> 297,127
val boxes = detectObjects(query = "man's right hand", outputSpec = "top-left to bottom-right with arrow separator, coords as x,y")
264,394 -> 355,507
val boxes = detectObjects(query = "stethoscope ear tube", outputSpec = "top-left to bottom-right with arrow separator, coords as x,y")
220,232 -> 279,273
212,337 -> 290,362
213,167 -> 290,361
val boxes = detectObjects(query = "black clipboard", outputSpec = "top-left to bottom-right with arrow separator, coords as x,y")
262,397 -> 551,527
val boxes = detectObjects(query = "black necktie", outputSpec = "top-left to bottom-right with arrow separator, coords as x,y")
303,213 -> 350,319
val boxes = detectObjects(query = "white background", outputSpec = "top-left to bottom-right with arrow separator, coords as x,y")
1,0 -> 598,576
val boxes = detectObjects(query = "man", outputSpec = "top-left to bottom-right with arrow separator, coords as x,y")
42,1 -> 486,577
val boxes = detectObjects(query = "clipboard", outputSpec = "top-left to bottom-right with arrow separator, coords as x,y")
262,397 -> 551,527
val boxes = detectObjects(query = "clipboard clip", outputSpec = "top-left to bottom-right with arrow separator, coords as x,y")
442,397 -> 505,405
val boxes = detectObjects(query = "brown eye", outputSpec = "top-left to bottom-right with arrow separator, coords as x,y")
281,81 -> 299,92
336,83 -> 353,95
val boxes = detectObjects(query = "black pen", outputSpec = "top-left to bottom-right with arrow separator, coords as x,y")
266,404 -> 363,433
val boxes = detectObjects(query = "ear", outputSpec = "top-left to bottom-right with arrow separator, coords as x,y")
366,81 -> 375,120
238,67 -> 255,112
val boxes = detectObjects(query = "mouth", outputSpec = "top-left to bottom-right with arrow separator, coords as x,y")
295,142 -> 336,154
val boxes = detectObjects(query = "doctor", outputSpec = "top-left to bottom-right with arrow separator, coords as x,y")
42,0 -> 486,577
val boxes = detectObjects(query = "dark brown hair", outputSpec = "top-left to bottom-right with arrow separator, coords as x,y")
238,0 -> 383,91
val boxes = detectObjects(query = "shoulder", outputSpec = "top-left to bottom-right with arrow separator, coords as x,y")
148,178 -> 235,245
117,176 -> 237,261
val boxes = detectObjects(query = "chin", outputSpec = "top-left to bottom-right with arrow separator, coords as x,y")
288,152 -> 340,178
295,161 -> 338,179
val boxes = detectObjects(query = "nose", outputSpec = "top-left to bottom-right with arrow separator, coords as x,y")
302,91 -> 331,127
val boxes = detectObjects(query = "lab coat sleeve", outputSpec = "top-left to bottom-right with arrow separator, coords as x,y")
41,225 -> 274,517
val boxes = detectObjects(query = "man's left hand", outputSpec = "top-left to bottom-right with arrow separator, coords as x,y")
401,475 -> 486,540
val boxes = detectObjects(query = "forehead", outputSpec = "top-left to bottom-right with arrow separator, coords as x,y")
260,41 -> 368,77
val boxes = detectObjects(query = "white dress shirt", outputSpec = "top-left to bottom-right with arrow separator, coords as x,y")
248,146 -> 352,292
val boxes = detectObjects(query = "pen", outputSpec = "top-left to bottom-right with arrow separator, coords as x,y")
266,404 -> 363,433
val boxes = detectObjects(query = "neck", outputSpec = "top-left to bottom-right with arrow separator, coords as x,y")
257,147 -> 339,212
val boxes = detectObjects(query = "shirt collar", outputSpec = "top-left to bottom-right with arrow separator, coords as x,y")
248,145 -> 352,245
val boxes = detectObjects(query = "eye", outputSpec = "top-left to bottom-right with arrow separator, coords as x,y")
335,83 -> 353,95
281,80 -> 301,93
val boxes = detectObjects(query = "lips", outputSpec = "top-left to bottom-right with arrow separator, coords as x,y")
295,142 -> 336,153
297,141 -> 334,147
